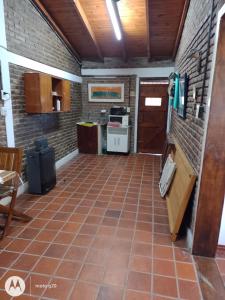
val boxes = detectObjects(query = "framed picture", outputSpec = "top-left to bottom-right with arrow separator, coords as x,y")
88,83 -> 124,103
178,73 -> 189,119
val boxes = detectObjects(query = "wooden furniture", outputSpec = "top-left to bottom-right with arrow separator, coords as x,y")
77,123 -> 98,154
0,147 -> 32,239
166,142 -> 197,242
107,126 -> 130,153
24,72 -> 71,113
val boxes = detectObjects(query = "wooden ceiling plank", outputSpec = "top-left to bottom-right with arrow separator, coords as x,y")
113,1 -> 127,62
172,0 -> 190,60
72,0 -> 104,61
31,0 -> 81,63
146,0 -> 150,61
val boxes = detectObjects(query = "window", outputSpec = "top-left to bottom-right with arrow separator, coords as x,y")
145,97 -> 162,107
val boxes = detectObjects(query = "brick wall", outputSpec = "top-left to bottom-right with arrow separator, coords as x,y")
82,76 -> 136,152
4,0 -> 81,75
82,58 -> 174,69
172,0 -> 224,233
1,0 -> 82,178
10,64 -> 82,179
172,0 -> 224,172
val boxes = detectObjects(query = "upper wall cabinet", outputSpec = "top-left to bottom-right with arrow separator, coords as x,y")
24,72 -> 71,113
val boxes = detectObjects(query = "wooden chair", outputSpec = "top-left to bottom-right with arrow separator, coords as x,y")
0,147 -> 32,239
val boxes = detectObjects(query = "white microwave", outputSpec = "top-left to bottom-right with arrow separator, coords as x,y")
109,115 -> 129,126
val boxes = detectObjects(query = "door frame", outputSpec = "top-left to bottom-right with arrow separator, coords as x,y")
192,4 -> 225,257
137,78 -> 169,153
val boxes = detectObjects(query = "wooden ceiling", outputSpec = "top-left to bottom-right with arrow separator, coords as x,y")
33,0 -> 189,62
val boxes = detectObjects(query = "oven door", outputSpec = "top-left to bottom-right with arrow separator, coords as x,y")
109,116 -> 123,124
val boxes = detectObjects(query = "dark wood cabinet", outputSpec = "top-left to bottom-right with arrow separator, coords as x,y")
61,80 -> 71,112
24,72 -> 71,113
77,124 -> 98,154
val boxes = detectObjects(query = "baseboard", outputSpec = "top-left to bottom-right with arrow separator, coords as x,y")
187,228 -> 193,251
17,149 -> 79,197
217,245 -> 225,258
17,181 -> 29,197
55,149 -> 79,170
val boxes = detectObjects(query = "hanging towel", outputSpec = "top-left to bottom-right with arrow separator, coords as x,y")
173,74 -> 180,110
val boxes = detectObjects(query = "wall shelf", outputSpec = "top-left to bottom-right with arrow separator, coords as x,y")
24,72 -> 71,113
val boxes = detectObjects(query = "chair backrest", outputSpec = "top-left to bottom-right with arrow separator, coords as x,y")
0,147 -> 23,175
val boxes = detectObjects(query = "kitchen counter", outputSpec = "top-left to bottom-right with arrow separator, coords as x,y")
77,122 -> 107,154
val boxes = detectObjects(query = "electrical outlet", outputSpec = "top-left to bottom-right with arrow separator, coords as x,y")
1,90 -> 10,101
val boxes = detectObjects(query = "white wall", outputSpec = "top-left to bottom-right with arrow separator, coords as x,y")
218,198 -> 225,245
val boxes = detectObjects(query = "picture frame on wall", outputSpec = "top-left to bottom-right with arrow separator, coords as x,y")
88,83 -> 124,103
178,73 -> 189,119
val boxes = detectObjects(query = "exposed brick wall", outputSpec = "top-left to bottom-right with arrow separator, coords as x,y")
82,76 -> 136,152
10,64 -> 82,179
4,0 -> 81,75
82,58 -> 174,69
1,0 -> 82,178
173,0 -> 223,173
172,0 -> 224,233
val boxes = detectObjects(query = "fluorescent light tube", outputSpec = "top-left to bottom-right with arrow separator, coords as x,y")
106,0 -> 122,41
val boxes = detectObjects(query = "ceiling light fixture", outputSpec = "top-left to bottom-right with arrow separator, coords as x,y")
106,0 -> 122,41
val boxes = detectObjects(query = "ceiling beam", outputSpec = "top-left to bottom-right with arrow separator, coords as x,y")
72,0 -> 104,61
172,0 -> 190,60
31,0 -> 82,64
145,0 -> 151,61
113,1 -> 127,62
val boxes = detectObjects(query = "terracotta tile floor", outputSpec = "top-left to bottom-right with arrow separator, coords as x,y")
0,154 -> 204,299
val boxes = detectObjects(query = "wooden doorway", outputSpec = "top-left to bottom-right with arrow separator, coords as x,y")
137,82 -> 168,154
192,13 -> 225,257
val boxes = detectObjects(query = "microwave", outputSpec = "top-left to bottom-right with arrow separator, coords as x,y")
109,115 -> 129,126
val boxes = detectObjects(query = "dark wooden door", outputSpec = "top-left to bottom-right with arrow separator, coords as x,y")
138,84 -> 168,154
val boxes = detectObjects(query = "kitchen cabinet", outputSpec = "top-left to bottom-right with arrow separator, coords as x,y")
24,72 -> 71,113
77,124 -> 98,154
107,126 -> 130,153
